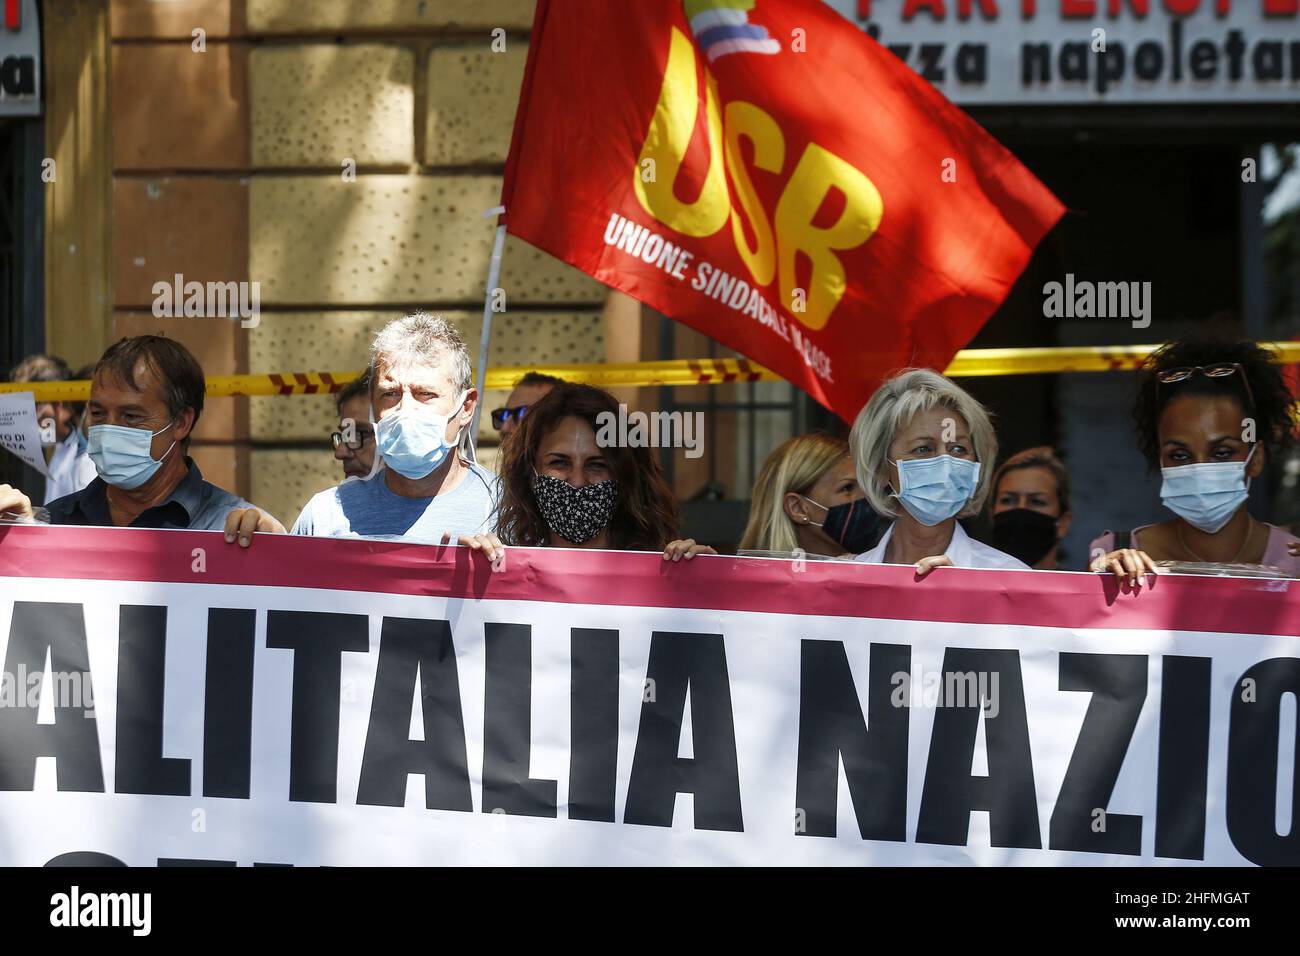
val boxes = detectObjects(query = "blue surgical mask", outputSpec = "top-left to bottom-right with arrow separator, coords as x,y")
87,420 -> 177,490
1160,446 -> 1255,534
889,455 -> 981,527
373,392 -> 466,480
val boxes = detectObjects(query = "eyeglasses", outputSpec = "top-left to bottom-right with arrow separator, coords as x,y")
491,405 -> 530,430
1156,362 -> 1255,414
331,428 -> 374,451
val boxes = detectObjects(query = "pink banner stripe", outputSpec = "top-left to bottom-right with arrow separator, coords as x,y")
0,525 -> 1297,638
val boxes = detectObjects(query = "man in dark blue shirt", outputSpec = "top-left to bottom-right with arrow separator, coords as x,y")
42,457 -> 254,531
0,335 -> 282,542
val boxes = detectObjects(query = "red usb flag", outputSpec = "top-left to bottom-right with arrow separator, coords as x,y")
501,0 -> 1064,421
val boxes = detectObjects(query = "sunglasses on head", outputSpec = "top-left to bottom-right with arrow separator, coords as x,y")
490,405 -> 530,430
1156,362 -> 1255,414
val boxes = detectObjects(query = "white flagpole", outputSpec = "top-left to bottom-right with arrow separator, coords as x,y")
468,205 -> 508,459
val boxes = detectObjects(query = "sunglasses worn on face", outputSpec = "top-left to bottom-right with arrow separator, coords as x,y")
1156,362 -> 1255,414
331,428 -> 374,451
491,405 -> 530,430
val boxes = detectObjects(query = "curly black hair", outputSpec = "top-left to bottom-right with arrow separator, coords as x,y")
1133,336 -> 1297,470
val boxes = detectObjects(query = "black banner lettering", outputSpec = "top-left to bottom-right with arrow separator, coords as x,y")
0,602 -> 103,792
116,605 -> 191,796
1227,658 -> 1300,866
356,617 -> 472,812
916,649 -> 1039,849
624,631 -> 743,831
569,627 -> 619,823
1156,655 -> 1211,861
481,622 -> 557,817
266,610 -> 368,804
202,608 -> 256,799
795,640 -> 910,841
1049,653 -> 1147,856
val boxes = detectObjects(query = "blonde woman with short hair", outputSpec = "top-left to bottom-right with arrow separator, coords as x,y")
739,434 -> 875,557
850,368 -> 1027,575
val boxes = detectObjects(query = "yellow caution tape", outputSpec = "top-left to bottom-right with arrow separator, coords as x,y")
493,358 -> 776,390
945,342 -> 1300,377
3,343 -> 1299,401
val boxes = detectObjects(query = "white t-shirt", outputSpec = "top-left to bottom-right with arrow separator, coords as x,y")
855,521 -> 1030,570
44,431 -> 98,505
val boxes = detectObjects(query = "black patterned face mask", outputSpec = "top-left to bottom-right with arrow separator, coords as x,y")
531,472 -> 620,545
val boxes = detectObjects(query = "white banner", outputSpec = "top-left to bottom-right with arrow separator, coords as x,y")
0,526 -> 1296,866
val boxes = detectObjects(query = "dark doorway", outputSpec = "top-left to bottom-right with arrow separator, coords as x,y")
0,114 -> 47,492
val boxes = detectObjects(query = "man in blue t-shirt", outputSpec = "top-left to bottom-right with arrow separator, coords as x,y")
225,311 -> 499,547
291,457 -> 497,542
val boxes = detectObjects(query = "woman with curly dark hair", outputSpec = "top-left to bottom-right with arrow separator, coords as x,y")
461,382 -> 713,563
1089,336 -> 1299,583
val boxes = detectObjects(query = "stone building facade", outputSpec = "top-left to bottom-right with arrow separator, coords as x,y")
51,0 -> 628,526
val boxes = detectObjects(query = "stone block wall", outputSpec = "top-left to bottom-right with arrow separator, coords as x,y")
109,0 -> 608,524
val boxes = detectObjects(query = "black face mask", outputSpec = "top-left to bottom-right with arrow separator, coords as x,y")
532,472 -> 620,545
991,508 -> 1059,566
801,496 -> 879,554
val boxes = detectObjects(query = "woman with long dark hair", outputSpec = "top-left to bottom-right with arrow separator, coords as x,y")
464,382 -> 713,562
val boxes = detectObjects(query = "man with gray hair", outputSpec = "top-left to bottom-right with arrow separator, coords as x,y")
228,311 -> 498,544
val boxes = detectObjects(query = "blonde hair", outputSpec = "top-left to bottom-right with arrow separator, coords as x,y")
989,446 -> 1071,516
739,434 -> 850,552
849,368 -> 997,520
